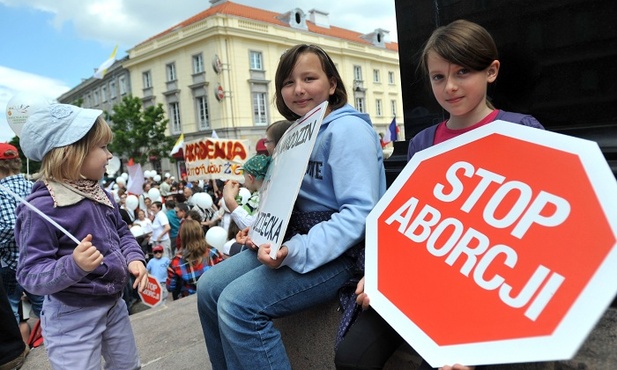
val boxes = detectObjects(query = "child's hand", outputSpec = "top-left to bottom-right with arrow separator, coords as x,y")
440,365 -> 475,370
224,180 -> 240,197
129,261 -> 149,292
258,244 -> 287,268
235,227 -> 258,251
355,276 -> 371,310
73,234 -> 103,272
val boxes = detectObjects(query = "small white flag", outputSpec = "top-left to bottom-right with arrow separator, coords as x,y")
211,130 -> 219,139
170,133 -> 184,156
94,45 -> 118,79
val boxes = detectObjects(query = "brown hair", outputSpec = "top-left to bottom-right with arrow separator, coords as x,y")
180,219 -> 209,265
36,117 -> 112,181
227,220 -> 241,241
274,44 -> 347,121
419,20 -> 499,108
266,120 -> 292,147
0,157 -> 21,176
186,209 -> 202,222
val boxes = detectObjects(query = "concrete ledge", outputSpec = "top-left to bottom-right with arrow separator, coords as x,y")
276,301 -> 617,370
21,294 -> 617,370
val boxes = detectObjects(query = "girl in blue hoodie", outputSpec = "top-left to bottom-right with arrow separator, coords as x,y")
197,44 -> 387,370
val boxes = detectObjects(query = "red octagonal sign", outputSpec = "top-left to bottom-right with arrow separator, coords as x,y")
366,121 -> 617,367
138,274 -> 163,308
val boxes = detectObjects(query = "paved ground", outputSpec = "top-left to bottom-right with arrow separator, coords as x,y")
21,295 -> 211,370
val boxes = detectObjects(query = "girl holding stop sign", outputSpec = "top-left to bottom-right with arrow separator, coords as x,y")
335,19 -> 545,370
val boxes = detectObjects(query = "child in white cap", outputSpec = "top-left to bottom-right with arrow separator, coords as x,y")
15,103 -> 148,370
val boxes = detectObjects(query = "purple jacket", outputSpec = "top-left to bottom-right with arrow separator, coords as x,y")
407,110 -> 545,161
15,181 -> 145,306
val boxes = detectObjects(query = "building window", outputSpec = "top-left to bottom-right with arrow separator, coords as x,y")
102,86 -> 107,102
355,97 -> 365,113
249,51 -> 263,70
166,63 -> 177,82
119,76 -> 127,95
252,92 -> 268,125
391,100 -> 397,116
388,71 -> 395,84
373,69 -> 380,83
93,90 -> 100,105
143,71 -> 152,89
353,65 -> 362,82
110,81 -> 117,99
169,102 -> 181,134
376,99 -> 383,116
193,54 -> 204,74
196,96 -> 210,130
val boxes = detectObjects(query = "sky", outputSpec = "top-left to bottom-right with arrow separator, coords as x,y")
0,0 -> 398,143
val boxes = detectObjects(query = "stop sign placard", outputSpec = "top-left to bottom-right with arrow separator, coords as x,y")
366,121 -> 617,367
138,274 -> 163,308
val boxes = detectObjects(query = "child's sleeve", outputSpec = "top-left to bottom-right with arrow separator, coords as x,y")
15,203 -> 89,296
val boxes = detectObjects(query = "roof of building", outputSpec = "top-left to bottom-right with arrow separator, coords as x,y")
138,1 -> 398,52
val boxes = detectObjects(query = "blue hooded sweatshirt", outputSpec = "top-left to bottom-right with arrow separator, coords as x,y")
281,104 -> 386,273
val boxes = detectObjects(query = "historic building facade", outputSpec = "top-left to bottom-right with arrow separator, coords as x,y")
59,0 -> 401,176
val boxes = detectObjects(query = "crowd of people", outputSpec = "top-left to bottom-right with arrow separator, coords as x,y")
0,19 -> 551,370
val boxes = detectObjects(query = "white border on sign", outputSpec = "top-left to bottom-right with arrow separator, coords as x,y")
366,121 -> 617,366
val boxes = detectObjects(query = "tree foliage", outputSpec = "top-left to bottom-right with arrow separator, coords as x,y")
107,95 -> 175,165
9,135 -> 41,175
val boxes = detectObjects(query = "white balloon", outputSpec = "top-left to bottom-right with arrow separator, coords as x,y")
143,170 -> 152,178
115,176 -> 126,185
126,195 -> 139,211
5,93 -> 52,137
121,172 -> 129,180
239,187 -> 251,205
206,226 -> 227,250
148,188 -> 161,202
165,172 -> 171,178
193,192 -> 213,209
106,156 -> 121,176
153,174 -> 162,182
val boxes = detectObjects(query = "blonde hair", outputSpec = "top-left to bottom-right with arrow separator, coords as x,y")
180,219 -> 209,265
36,117 -> 112,181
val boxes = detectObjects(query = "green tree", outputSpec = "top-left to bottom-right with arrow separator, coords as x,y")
9,135 -> 41,175
107,96 -> 175,165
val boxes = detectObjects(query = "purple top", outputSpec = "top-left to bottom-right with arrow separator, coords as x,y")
407,110 -> 545,161
15,181 -> 145,306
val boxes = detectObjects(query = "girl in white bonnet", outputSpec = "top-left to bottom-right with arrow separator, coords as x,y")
15,103 -> 148,370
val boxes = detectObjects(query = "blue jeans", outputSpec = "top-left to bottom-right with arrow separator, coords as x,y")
197,249 -> 354,370
0,266 -> 43,323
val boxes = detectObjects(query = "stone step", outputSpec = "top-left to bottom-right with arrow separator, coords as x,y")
20,293 -> 617,370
